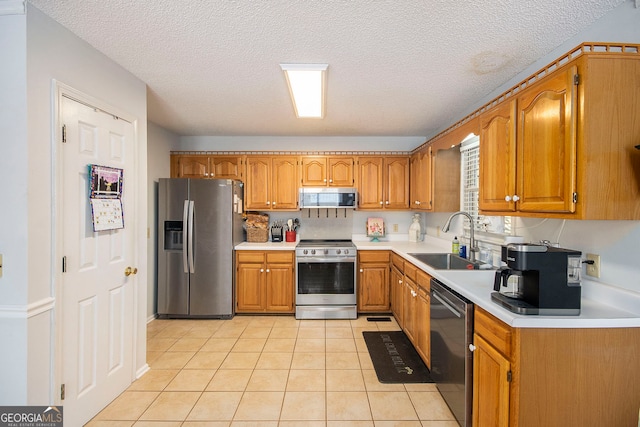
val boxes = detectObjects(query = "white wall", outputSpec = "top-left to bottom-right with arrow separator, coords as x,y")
178,136 -> 425,152
0,9 -> 29,404
147,122 -> 178,319
0,4 -> 148,405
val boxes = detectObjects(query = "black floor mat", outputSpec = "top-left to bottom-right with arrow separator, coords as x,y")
362,331 -> 433,383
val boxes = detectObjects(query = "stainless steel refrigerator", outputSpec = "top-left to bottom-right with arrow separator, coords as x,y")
157,178 -> 244,318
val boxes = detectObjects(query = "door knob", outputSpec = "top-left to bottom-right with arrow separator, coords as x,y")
124,267 -> 138,276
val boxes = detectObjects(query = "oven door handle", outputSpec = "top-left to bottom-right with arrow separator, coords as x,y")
296,257 -> 356,263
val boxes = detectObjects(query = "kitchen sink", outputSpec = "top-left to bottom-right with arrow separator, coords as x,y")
407,253 -> 482,270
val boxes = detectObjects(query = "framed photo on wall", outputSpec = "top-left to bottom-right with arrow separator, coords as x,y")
89,164 -> 123,198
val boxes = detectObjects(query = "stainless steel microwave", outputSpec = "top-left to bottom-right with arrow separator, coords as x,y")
299,187 -> 358,208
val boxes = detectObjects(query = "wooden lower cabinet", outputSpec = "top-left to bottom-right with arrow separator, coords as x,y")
390,253 -> 431,368
357,251 -> 390,312
235,251 -> 294,313
473,306 -> 640,426
414,269 -> 431,368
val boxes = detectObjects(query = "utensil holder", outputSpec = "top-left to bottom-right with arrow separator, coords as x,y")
285,231 -> 296,242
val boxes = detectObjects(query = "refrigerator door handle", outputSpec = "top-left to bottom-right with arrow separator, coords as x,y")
182,200 -> 189,273
188,200 -> 195,273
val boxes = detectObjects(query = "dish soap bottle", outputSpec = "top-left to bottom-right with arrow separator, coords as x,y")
452,236 -> 460,254
408,214 -> 421,242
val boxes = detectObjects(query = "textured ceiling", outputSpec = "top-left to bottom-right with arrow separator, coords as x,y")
28,0 -> 625,138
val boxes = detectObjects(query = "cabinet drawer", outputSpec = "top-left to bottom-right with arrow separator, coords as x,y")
404,262 -> 417,282
266,251 -> 294,264
237,251 -> 265,263
359,250 -> 390,263
391,253 -> 404,271
416,269 -> 431,291
474,306 -> 512,357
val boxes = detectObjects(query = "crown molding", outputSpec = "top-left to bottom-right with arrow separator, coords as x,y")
0,0 -> 26,16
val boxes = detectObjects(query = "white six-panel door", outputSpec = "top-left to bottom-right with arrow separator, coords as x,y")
60,96 -> 136,426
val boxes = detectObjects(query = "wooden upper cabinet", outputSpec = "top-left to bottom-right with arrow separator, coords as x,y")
516,65 -> 577,214
174,155 -> 209,178
211,156 -> 243,179
301,156 -> 354,187
384,157 -> 410,209
171,154 -> 242,179
356,156 -> 409,209
271,156 -> 299,209
244,156 -> 272,210
245,156 -> 298,211
410,148 -> 433,210
356,157 -> 384,209
479,100 -> 517,212
478,65 -> 578,215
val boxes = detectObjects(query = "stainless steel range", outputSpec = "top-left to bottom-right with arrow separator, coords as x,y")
295,239 -> 357,319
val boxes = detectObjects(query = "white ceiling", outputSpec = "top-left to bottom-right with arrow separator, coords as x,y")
28,0 -> 625,138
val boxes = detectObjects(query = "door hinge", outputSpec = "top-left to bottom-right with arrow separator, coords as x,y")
62,256 -> 67,273
507,371 -> 512,382
60,384 -> 65,400
573,74 -> 580,85
62,124 -> 67,143
573,192 -> 578,203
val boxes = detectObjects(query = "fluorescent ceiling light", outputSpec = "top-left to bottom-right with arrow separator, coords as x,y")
280,63 -> 328,118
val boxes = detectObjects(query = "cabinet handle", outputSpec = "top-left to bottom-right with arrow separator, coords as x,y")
266,269 -> 270,273
385,201 -> 389,205
379,201 -> 384,205
272,202 -> 276,206
505,195 -> 511,202
469,344 -> 476,352
329,179 -> 333,183
399,280 -> 403,284
266,201 -> 271,205
360,268 -> 364,272
415,201 -> 420,205
324,178 -> 327,182
513,195 -> 520,202
260,268 -> 264,273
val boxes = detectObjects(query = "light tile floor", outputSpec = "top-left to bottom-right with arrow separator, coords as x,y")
87,315 -> 457,426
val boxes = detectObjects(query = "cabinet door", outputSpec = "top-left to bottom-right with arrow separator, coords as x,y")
384,157 -> 410,209
328,157 -> 354,186
265,262 -> 294,312
415,286 -> 430,368
479,100 -> 517,212
245,156 -> 272,210
301,157 -> 327,186
272,156 -> 299,209
176,155 -> 210,178
358,263 -> 390,312
472,333 -> 511,427
516,65 -> 577,213
402,277 -> 417,344
236,262 -> 265,312
411,149 -> 433,210
357,157 -> 384,209
390,266 -> 404,327
211,156 -> 242,179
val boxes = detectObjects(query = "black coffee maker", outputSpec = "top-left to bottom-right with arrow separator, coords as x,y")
491,243 -> 582,315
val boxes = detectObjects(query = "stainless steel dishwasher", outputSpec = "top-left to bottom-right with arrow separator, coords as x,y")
430,278 -> 474,427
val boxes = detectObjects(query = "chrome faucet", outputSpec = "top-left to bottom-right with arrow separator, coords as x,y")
442,211 -> 478,262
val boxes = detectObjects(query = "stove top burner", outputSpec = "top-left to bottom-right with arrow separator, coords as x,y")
297,239 -> 353,247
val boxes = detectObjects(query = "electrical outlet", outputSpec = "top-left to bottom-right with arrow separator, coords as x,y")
392,224 -> 398,232
585,253 -> 601,278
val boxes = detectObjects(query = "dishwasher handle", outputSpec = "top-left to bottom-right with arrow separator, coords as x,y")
432,290 -> 463,318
